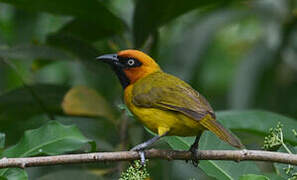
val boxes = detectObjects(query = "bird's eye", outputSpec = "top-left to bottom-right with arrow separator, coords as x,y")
127,59 -> 135,66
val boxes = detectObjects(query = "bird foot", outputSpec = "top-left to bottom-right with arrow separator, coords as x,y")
130,145 -> 146,166
129,134 -> 165,166
188,144 -> 199,167
139,151 -> 146,165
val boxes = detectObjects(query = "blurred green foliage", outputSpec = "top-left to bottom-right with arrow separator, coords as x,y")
0,0 -> 296,179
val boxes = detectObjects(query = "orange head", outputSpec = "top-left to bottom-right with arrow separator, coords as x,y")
97,49 -> 161,88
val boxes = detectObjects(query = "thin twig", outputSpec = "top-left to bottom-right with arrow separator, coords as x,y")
0,149 -> 296,169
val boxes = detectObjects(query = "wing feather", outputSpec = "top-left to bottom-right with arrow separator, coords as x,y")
132,72 -> 243,148
132,72 -> 213,118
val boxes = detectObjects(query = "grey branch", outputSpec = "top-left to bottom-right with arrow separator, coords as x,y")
0,149 -> 297,169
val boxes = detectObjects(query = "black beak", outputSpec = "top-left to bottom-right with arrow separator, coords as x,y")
96,54 -> 124,67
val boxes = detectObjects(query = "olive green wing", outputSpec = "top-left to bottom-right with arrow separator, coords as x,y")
132,72 -> 243,148
132,72 -> 213,115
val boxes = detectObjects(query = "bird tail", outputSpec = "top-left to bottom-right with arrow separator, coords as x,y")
200,117 -> 244,149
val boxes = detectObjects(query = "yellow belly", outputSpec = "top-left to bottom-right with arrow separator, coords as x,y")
124,85 -> 205,136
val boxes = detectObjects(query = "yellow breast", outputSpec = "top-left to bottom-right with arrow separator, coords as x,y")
124,85 -> 206,136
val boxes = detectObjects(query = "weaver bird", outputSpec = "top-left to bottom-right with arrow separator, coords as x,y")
97,50 -> 243,165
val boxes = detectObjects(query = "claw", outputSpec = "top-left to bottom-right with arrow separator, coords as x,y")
130,145 -> 146,166
187,142 -> 200,167
129,133 -> 168,166
130,148 -> 146,166
189,146 -> 199,167
139,151 -> 146,165
186,134 -> 201,167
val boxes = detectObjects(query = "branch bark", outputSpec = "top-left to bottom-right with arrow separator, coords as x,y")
0,149 -> 296,169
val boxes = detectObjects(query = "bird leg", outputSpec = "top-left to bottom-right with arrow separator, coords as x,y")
131,135 -> 162,151
188,133 -> 202,167
130,132 -> 168,165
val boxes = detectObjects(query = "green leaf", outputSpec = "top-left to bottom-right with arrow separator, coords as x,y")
0,0 -> 123,24
0,133 -> 4,149
0,84 -> 68,119
36,169 -> 104,180
46,34 -> 120,100
133,0 -> 241,47
239,174 -> 270,180
46,33 -> 111,82
46,34 -> 99,60
217,110 -> 297,145
1,121 -> 95,158
0,44 -> 72,61
262,173 -> 284,180
62,86 -> 115,120
0,168 -> 28,180
0,0 -> 125,41
56,115 -> 117,151
0,84 -> 69,145
274,145 -> 297,179
165,132 -> 260,180
11,10 -> 38,44
55,18 -> 125,42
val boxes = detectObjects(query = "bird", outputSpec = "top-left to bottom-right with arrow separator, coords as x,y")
96,49 -> 243,166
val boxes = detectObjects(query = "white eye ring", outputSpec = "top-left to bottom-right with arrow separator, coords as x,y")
127,59 -> 135,66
